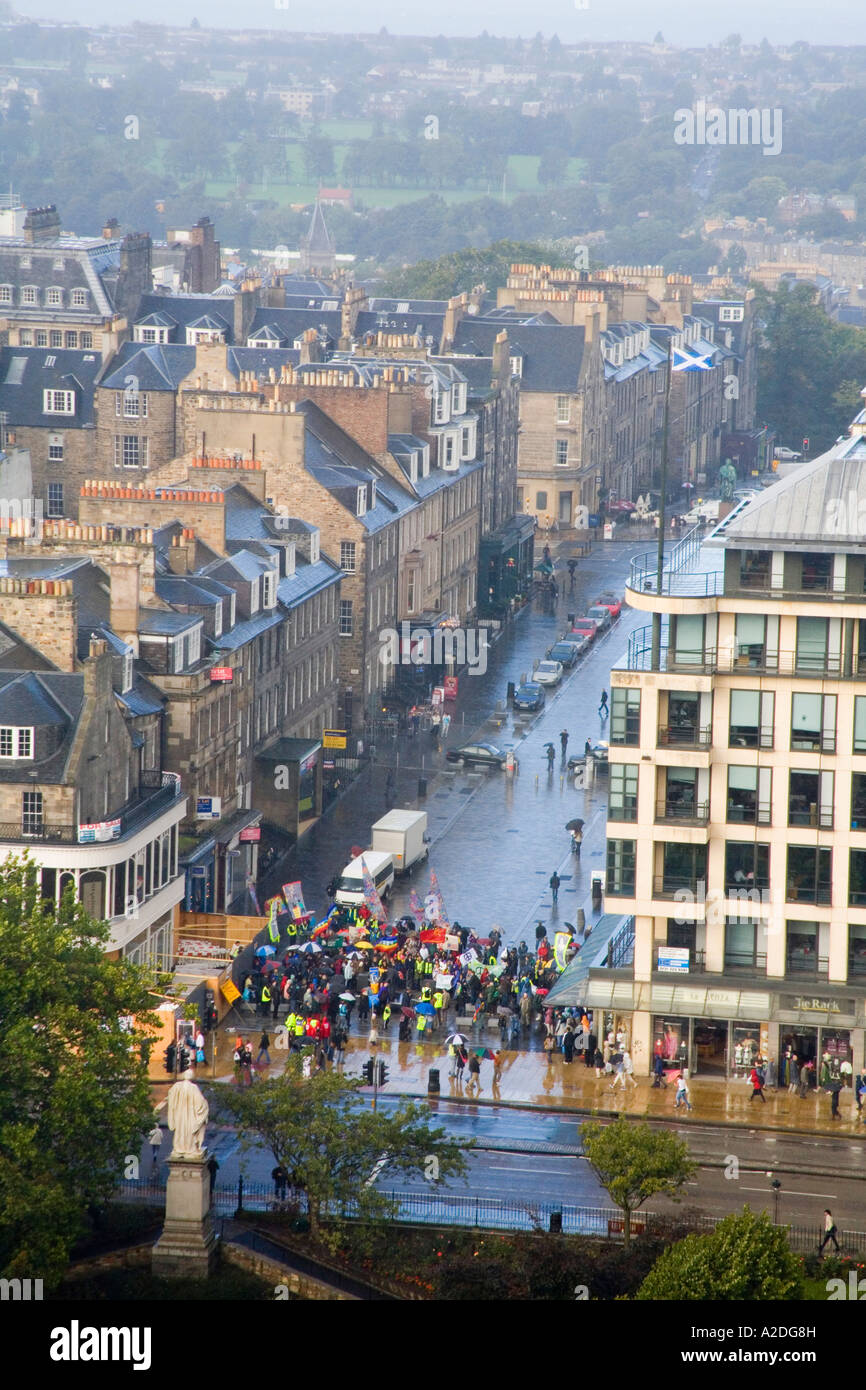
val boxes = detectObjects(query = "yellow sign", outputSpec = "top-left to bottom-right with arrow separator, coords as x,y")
221,979 -> 241,1004
323,729 -> 348,750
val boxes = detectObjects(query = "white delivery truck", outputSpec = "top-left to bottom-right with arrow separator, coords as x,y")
370,809 -> 429,875
334,850 -> 395,907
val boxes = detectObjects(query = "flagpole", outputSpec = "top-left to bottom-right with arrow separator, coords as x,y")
651,336 -> 674,672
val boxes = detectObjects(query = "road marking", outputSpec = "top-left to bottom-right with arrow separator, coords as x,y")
740,1186 -> 837,1198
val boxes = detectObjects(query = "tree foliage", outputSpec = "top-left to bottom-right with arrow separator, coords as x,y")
210,1057 -> 468,1246
0,855 -> 159,1287
636,1206 -> 804,1300
581,1117 -> 696,1247
379,239 -> 571,299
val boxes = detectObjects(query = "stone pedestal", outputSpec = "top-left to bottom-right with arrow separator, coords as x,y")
152,1151 -> 218,1280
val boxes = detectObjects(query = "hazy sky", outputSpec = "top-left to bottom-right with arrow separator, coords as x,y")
8,0 -> 866,46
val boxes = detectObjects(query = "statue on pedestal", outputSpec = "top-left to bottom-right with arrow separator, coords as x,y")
719,460 -> 737,501
166,1070 -> 209,1157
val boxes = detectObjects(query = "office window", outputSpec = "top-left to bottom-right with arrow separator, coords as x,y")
47,483 -> 63,516
786,846 -> 831,905
606,838 -> 636,895
340,541 -> 356,572
609,764 -> 638,822
611,687 -> 640,745
725,842 -> 769,893
22,789 -> 43,835
791,692 -> 836,752
339,600 -> 353,637
0,726 -> 33,758
727,765 -> 772,825
796,616 -> 830,672
729,689 -> 774,748
555,394 -> 570,424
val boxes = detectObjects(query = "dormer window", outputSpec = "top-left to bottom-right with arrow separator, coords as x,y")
370,479 -> 377,508
43,389 -> 75,415
21,286 -> 38,305
262,570 -> 277,608
356,484 -> 367,516
122,649 -> 134,693
46,286 -> 63,307
434,393 -> 448,424
309,531 -> 320,564
284,542 -> 296,578
720,306 -> 744,323
213,603 -> 222,638
0,285 -> 12,305
509,355 -> 523,378
71,288 -> 87,307
421,445 -> 430,478
0,726 -> 33,759
249,577 -> 260,614
409,453 -> 418,484
186,626 -> 201,667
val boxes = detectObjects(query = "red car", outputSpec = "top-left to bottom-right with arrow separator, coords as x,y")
594,593 -> 623,619
569,618 -> 599,642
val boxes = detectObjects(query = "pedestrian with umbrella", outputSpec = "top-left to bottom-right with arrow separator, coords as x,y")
566,818 -> 584,856
560,729 -> 569,758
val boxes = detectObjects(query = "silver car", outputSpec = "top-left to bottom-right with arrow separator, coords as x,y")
534,659 -> 564,686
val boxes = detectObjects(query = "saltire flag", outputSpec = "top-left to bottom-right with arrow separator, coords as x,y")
408,890 -> 426,925
672,346 -> 714,373
360,855 -> 387,924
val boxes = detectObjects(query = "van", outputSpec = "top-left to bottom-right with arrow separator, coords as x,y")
370,809 -> 428,874
334,850 -> 395,907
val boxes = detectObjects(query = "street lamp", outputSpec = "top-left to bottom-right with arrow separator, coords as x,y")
766,1171 -> 782,1224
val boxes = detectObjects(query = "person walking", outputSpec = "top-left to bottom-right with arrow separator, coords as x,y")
148,1122 -> 163,1167
567,558 -> 577,592
562,1027 -> 576,1065
788,1054 -> 800,1094
560,729 -> 569,757
441,712 -> 451,741
749,1063 -> 765,1102
333,1025 -> 347,1064
256,1030 -> 271,1068
620,1049 -> 638,1089
818,1209 -> 840,1255
549,871 -> 561,904
546,744 -> 555,770
674,1072 -> 693,1111
598,689 -> 609,719
466,1051 -> 482,1093
455,1044 -> 468,1084
651,1053 -> 668,1089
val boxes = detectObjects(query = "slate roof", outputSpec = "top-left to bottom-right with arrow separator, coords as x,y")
277,558 -> 341,609
138,609 -> 201,636
450,317 -> 585,391
0,620 -> 56,671
226,347 -> 301,380
100,342 -> 196,391
0,346 -> 101,427
133,292 -> 238,342
207,609 -> 284,651
0,670 -> 84,783
245,306 -> 342,344
116,675 -> 166,718
0,235 -> 120,320
296,398 -> 414,530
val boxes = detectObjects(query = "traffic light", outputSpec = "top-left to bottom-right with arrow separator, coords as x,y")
803,438 -> 810,452
203,989 -> 217,1033
362,1060 -> 374,1085
377,1061 -> 389,1087
164,1041 -> 177,1074
178,1045 -> 190,1073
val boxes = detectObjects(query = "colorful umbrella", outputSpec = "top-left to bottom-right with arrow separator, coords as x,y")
415,1000 -> 436,1016
354,940 -> 375,951
473,1048 -> 496,1060
255,944 -> 276,957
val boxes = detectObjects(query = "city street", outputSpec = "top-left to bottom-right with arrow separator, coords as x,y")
275,538 -> 652,938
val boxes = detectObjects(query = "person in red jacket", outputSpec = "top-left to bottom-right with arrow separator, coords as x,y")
749,1064 -> 765,1102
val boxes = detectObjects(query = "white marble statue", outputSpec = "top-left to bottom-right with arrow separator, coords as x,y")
166,1071 -> 209,1156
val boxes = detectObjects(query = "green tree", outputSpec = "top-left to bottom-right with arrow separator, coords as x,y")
0,856 -> 159,1287
636,1207 -> 803,1300
581,1117 -> 696,1248
210,1056 -> 467,1247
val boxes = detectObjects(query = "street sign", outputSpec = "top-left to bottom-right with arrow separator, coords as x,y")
323,729 -> 347,749
210,667 -> 233,682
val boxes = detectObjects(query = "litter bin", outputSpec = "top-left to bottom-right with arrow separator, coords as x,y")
418,777 -> 427,798
549,1211 -> 563,1234
507,681 -> 515,705
591,874 -> 603,911
428,1067 -> 440,1094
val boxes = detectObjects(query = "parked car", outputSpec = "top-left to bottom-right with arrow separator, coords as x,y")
513,681 -> 546,712
682,498 -> 721,525
547,640 -> 581,668
774,446 -> 802,461
567,740 -> 609,769
446,741 -> 516,769
594,593 -> 622,619
586,605 -> 612,634
533,659 -> 564,686
569,618 -> 599,643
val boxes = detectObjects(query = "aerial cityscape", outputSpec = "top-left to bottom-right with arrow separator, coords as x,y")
1,0 -> 865,1348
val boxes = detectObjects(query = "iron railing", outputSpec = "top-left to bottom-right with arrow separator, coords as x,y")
785,956 -> 830,978
626,628 -> 866,680
0,773 -> 181,847
111,1179 -> 866,1253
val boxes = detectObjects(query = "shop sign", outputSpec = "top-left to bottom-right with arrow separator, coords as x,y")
781,994 -> 850,1014
210,667 -> 233,682
443,675 -> 458,699
239,827 -> 261,842
706,989 -> 739,1009
196,797 -> 221,819
657,946 -> 689,973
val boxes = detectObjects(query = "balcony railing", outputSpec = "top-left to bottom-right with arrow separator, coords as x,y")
729,726 -> 774,749
653,875 -> 706,900
785,885 -> 832,905
626,629 -> 863,679
791,735 -> 836,754
726,801 -> 772,826
655,799 -> 710,825
724,877 -> 770,896
723,952 -> 768,974
788,806 -> 834,829
658,724 -> 712,748
785,956 -> 829,979
0,773 -> 182,847
628,527 -> 722,597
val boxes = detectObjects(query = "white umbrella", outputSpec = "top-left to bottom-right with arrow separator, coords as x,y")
444,1031 -> 468,1047
339,991 -> 356,1002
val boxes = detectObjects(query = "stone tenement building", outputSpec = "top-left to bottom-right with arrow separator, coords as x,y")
0,584 -> 186,968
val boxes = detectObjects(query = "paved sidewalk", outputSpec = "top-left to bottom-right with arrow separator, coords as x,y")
174,1021 -> 866,1143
